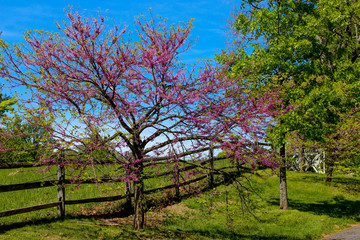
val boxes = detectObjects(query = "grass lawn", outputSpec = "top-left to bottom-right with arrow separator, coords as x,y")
0,168 -> 360,239
160,171 -> 360,239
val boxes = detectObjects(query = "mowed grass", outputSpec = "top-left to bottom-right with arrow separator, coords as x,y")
0,167 -> 360,239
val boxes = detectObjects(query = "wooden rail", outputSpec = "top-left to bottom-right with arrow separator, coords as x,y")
0,202 -> 61,218
0,180 -> 59,193
65,195 -> 127,205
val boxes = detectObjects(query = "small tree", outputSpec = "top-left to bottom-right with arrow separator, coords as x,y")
1,10 -> 276,229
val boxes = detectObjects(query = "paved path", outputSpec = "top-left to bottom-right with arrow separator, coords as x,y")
324,225 -> 360,240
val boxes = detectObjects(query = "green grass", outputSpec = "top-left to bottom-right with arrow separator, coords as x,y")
160,171 -> 360,239
0,218 -> 199,240
1,167 -> 360,239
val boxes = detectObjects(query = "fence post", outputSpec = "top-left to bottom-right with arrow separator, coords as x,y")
57,151 -> 65,219
208,146 -> 214,188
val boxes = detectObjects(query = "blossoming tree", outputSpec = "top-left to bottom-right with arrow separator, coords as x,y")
0,10 -> 277,229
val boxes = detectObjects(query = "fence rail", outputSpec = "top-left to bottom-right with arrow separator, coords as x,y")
0,202 -> 61,218
0,162 -> 36,169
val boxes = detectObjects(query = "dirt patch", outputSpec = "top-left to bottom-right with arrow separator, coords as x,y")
44,236 -> 62,240
100,216 -> 134,226
162,202 -> 198,216
8,170 -> 21,176
217,200 -> 234,207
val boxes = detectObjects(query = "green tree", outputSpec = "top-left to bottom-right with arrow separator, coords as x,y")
1,35 -> 52,163
220,0 -> 360,208
0,116 -> 52,163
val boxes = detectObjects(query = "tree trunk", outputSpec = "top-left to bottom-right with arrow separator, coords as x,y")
325,137 -> 339,183
325,159 -> 334,183
57,155 -> 65,219
299,146 -> 305,172
133,160 -> 145,230
208,146 -> 214,188
133,179 -> 145,230
279,143 -> 289,210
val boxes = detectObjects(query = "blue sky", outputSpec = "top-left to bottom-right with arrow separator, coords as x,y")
0,0 -> 237,153
0,0 -> 235,63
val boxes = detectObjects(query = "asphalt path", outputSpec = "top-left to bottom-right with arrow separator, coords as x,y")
324,225 -> 360,240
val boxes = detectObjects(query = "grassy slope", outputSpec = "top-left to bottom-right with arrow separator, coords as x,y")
0,169 -> 359,239
162,171 -> 360,239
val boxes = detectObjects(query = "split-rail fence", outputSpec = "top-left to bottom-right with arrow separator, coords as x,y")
0,154 -> 236,220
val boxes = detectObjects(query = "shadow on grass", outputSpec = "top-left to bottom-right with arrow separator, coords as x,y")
298,174 -> 360,188
0,216 -> 58,234
0,217 -> 308,240
293,197 -> 360,221
268,196 -> 360,221
0,216 -> 202,240
176,229 -> 303,240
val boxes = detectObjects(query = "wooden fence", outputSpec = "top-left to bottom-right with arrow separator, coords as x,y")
0,154 -> 234,220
